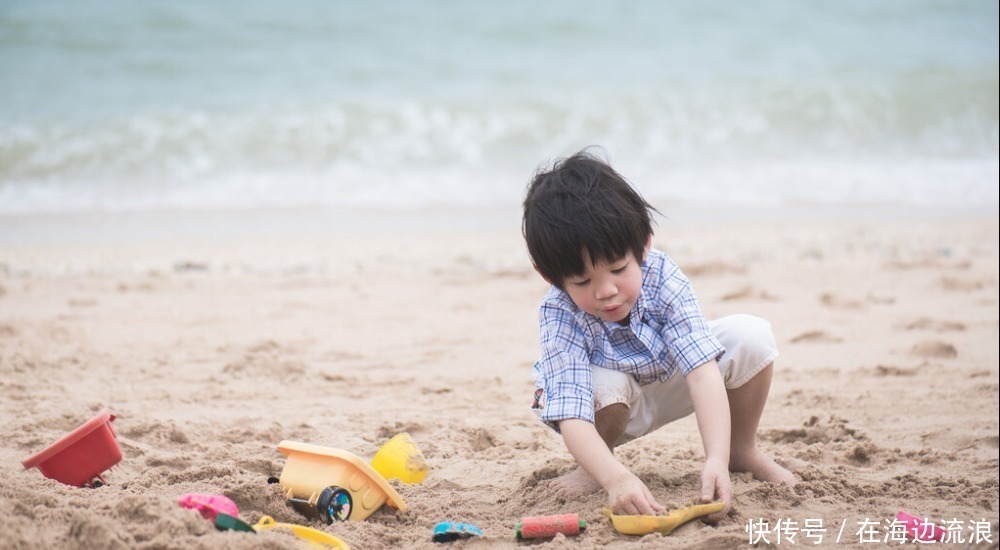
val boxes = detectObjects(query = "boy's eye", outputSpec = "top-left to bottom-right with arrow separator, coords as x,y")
570,279 -> 590,287
611,262 -> 629,274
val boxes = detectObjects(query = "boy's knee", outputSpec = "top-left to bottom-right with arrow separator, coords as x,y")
592,367 -> 636,411
713,314 -> 779,387
722,314 -> 776,349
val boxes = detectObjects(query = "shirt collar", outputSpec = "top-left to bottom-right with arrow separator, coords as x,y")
599,290 -> 648,332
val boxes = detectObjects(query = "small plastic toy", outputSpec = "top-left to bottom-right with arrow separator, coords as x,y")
177,493 -> 240,521
255,516 -> 350,549
895,510 -> 946,542
215,513 -> 256,533
212,510 -> 350,548
371,432 -> 428,484
275,439 -> 409,522
432,521 -> 484,543
603,502 -> 725,536
515,514 -> 586,540
22,408 -> 123,487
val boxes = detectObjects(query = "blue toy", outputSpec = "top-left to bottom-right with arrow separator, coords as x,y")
432,521 -> 484,543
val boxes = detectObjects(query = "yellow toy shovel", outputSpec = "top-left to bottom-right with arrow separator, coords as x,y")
603,502 -> 725,536
254,516 -> 349,549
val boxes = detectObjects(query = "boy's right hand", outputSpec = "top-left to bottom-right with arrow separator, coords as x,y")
558,419 -> 665,516
606,471 -> 667,516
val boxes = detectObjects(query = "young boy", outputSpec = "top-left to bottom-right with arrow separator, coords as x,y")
522,150 -> 796,519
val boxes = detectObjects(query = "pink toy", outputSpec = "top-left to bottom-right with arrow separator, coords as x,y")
177,493 -> 240,521
895,510 -> 945,542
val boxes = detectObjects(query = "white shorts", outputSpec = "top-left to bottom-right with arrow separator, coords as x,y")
592,314 -> 778,444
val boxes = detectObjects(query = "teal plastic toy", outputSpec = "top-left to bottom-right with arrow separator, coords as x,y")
432,521 -> 484,543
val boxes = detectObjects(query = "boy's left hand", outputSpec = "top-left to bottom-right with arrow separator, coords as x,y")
700,458 -> 732,522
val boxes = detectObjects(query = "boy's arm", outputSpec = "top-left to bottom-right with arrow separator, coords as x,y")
684,360 -> 733,520
559,419 -> 666,516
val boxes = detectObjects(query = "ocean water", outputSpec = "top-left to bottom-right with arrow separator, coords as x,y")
1,0 -> 997,215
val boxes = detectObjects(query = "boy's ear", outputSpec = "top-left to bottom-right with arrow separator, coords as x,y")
642,235 -> 652,261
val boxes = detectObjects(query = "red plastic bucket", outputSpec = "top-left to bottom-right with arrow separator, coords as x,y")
22,408 -> 123,487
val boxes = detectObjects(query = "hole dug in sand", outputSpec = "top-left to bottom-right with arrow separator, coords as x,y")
909,340 -> 958,359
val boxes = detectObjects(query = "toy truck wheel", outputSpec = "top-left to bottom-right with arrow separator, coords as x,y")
317,486 -> 352,523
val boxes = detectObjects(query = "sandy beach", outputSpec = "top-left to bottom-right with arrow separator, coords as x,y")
1,208 -> 997,549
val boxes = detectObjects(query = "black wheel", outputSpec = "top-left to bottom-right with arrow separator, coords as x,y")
317,486 -> 352,523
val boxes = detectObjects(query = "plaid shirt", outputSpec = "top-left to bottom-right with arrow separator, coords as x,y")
532,248 -> 724,430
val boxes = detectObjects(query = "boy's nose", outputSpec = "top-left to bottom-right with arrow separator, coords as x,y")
595,280 -> 617,300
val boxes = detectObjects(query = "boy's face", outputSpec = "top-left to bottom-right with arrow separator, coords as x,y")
562,238 -> 650,324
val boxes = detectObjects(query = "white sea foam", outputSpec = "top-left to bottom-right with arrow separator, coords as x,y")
1,0 -> 996,214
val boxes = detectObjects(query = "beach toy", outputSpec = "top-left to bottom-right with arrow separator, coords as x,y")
215,513 -> 256,533
255,516 -> 350,549
22,408 -> 122,487
895,510 -> 946,542
603,502 -> 725,536
214,511 -> 351,548
515,513 -> 586,540
276,440 -> 407,523
370,432 -> 428,484
432,521 -> 484,543
177,493 -> 239,521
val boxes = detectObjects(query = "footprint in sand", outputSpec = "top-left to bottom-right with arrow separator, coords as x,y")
377,422 -> 425,439
721,285 -> 778,302
866,293 -> 895,305
174,261 -> 210,272
900,318 -> 966,332
763,415 -> 868,445
490,267 -> 533,278
420,386 -> 453,395
465,427 -> 499,452
939,276 -> 990,292
145,455 -> 192,470
887,258 -> 971,271
819,292 -> 863,309
921,429 -> 997,452
683,261 -> 746,277
872,365 -> 917,377
909,340 -> 958,359
120,421 -> 191,445
223,340 -> 309,379
790,330 -> 842,344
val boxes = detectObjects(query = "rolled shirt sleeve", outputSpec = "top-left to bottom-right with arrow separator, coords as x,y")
533,301 -> 596,430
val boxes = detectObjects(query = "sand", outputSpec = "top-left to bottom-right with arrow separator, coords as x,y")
1,208 -> 997,549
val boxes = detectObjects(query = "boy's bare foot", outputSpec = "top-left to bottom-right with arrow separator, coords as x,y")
731,448 -> 798,486
549,466 -> 602,496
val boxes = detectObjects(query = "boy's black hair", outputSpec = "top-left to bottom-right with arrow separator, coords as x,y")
522,149 -> 659,289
